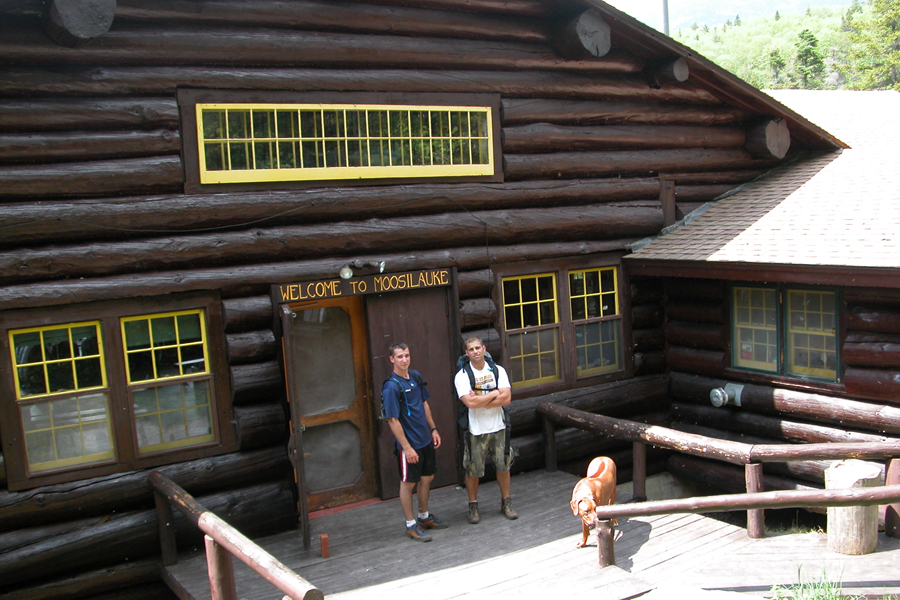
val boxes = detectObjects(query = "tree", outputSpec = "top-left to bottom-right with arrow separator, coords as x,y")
795,28 -> 826,88
769,48 -> 787,85
775,11 -> 781,21
735,15 -> 741,26
845,0 -> 900,90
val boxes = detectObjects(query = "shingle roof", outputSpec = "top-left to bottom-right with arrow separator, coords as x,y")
629,90 -> 900,269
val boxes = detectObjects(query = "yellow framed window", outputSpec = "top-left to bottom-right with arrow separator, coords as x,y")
9,322 -> 115,473
570,267 -> 622,377
732,287 -> 779,373
122,310 -> 215,455
786,290 -> 837,379
502,274 -> 560,388
197,103 -> 494,184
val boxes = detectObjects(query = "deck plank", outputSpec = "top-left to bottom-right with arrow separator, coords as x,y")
164,470 -> 900,599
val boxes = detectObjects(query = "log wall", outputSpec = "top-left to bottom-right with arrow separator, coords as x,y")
0,0 -> 807,596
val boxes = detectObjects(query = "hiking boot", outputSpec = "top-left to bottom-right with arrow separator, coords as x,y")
467,502 -> 480,524
417,512 -> 448,529
406,522 -> 433,542
500,497 -> 518,520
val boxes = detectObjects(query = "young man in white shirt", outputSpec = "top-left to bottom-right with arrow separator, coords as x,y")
454,336 -> 517,524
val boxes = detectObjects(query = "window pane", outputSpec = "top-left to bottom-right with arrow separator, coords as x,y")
134,380 -> 214,455
11,323 -> 105,400
732,287 -> 778,373
786,290 -> 837,380
575,320 -> 621,376
507,329 -> 559,388
123,310 -> 208,382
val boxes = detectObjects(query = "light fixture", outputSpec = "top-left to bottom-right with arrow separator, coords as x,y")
366,260 -> 386,273
339,264 -> 354,279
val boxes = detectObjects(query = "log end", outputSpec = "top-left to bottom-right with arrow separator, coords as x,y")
744,118 -> 791,159
43,0 -> 116,48
554,9 -> 611,60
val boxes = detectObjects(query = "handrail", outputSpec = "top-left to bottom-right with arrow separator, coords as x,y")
149,471 -> 324,600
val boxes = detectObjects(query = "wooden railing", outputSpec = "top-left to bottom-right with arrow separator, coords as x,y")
537,403 -> 900,565
149,471 -> 323,600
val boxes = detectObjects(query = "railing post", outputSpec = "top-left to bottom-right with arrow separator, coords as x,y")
154,490 -> 178,566
632,441 -> 647,501
745,463 -> 765,538
542,414 -> 557,472
596,519 -> 616,567
206,534 -> 238,600
883,458 -> 899,538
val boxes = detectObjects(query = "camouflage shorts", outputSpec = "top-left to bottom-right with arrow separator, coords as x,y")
462,429 -> 516,478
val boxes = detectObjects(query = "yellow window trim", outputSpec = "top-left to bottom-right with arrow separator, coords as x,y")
196,102 -> 495,184
502,273 -> 559,330
121,309 -> 209,385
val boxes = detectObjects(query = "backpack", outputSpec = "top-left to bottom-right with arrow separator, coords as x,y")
379,370 -> 424,421
456,351 -> 509,432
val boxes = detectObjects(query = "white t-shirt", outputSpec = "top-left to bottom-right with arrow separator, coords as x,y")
454,362 -> 511,436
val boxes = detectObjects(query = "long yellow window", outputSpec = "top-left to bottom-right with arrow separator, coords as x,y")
502,274 -> 560,388
9,323 -> 115,473
197,103 -> 494,184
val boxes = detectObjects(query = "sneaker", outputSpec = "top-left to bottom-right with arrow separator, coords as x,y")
417,512 -> 448,529
406,522 -> 432,542
500,497 -> 518,520
467,502 -> 480,524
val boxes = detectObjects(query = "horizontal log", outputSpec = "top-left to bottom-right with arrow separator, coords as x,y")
665,320 -> 726,351
2,21 -> 643,74
0,66 -> 722,104
665,300 -> 725,323
232,361 -> 283,406
0,97 -> 179,131
227,329 -> 277,365
362,0 -> 549,16
668,454 -> 821,496
631,304 -> 663,329
666,345 -> 726,377
671,403 -> 897,445
843,341 -> 900,368
846,331 -> 900,345
0,205 -> 663,285
664,277 -> 725,301
844,367 -> 900,405
0,447 -> 289,530
630,278 -> 663,305
674,184 -> 737,202
505,147 -> 773,181
0,557 -> 160,600
632,327 -> 665,352
847,304 -> 900,335
502,123 -> 745,153
646,57 -> 689,86
844,288 -> 900,304
670,371 -> 900,435
0,178 -> 660,248
0,452 -> 5,488
115,0 -> 549,43
224,296 -> 274,333
235,403 -> 288,451
633,351 -> 666,376
0,240 -> 634,311
659,169 -> 766,184
459,297 -> 496,330
501,98 -> 749,126
508,374 -> 669,435
459,327 -> 501,358
0,156 -> 182,199
43,0 -> 116,47
457,268 -> 493,300
0,129 -> 179,163
0,480 -> 296,588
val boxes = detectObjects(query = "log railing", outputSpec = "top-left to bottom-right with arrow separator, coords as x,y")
149,471 -> 323,600
537,403 -> 900,563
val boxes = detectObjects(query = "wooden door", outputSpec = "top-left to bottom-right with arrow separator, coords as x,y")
366,286 -> 458,499
281,295 -> 378,530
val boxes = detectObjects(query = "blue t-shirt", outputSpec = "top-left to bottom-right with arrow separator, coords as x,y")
382,370 -> 431,451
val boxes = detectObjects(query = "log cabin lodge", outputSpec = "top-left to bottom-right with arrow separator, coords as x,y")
1,0 -> 899,597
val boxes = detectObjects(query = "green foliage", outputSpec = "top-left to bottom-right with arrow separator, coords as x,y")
672,2 -> 899,90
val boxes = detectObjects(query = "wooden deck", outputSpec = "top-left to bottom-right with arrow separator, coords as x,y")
165,470 -> 900,599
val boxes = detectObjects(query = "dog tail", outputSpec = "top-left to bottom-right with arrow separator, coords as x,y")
586,456 -> 615,479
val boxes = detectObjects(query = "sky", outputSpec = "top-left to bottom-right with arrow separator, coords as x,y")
605,0 -> 666,31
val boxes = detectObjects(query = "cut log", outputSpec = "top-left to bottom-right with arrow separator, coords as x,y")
224,296 -> 274,333
646,57 -> 690,85
552,9 -> 611,59
743,118 -> 791,159
630,278 -> 664,305
0,66 -> 723,104
0,240 -> 635,311
0,205 -> 663,285
0,557 -> 159,600
363,0 -> 548,16
226,329 -> 277,365
845,367 -> 900,405
842,340 -> 900,368
632,328 -> 665,352
502,123 -> 745,153
665,300 -> 725,323
632,304 -> 663,329
0,97 -> 179,132
665,320 -> 726,351
664,277 -> 724,300
658,169 -> 765,184
4,21 -> 643,74
825,460 -> 882,555
505,148 -> 772,181
0,178 -> 660,248
669,371 -> 900,435
114,0 -> 549,43
633,351 -> 665,376
459,327 -> 501,358
234,403 -> 288,451
501,98 -> 749,126
42,0 -> 116,47
457,269 -> 493,300
0,156 -> 182,199
666,345 -> 725,377
231,361 -> 283,406
847,304 -> 900,335
0,129 -> 179,164
459,297 -> 496,330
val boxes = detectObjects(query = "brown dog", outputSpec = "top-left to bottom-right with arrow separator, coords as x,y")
569,456 -> 617,548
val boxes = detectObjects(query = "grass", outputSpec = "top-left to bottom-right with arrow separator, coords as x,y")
769,570 -> 899,600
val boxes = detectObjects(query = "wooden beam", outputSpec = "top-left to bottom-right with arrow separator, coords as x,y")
0,97 -> 179,131
660,178 -> 676,226
646,57 -> 690,86
42,0 -> 115,47
665,320 -> 726,350
502,123 -> 745,153
743,118 -> 791,159
0,129 -> 179,163
226,330 -> 277,365
501,97 -> 749,126
552,9 -> 611,59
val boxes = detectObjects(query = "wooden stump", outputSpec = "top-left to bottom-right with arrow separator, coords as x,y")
825,460 -> 882,555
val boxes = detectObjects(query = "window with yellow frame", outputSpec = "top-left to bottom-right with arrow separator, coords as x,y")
502,273 -> 560,388
569,267 -> 622,377
731,285 -> 838,381
196,103 -> 495,184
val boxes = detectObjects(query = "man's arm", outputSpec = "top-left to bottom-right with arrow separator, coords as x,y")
459,387 -> 509,408
386,417 -> 419,463
423,401 -> 441,449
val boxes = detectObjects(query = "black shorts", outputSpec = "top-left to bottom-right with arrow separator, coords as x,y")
397,443 -> 437,483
